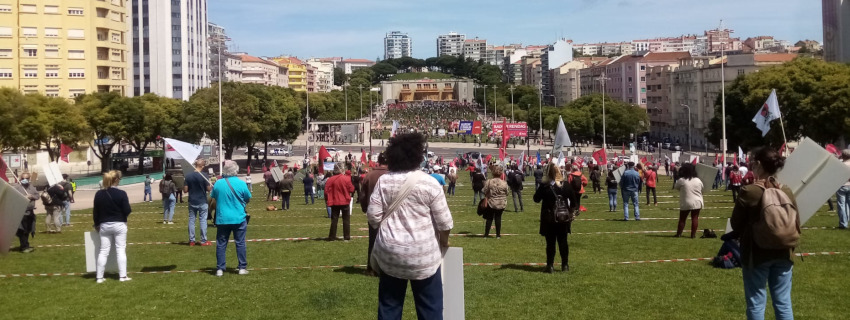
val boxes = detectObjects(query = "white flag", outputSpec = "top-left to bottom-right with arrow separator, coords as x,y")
557,151 -> 565,166
163,138 -> 203,163
391,120 -> 399,137
739,146 -> 745,163
752,89 -> 781,137
554,116 -> 572,147
518,151 -> 525,168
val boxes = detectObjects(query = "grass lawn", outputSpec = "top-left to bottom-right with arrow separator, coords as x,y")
1,170 -> 848,319
391,72 -> 453,81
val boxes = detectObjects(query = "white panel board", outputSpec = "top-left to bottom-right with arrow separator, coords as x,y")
441,247 -> 465,320
776,138 -> 850,226
694,163 -> 719,193
0,180 -> 28,254
85,231 -> 118,273
270,167 -> 284,183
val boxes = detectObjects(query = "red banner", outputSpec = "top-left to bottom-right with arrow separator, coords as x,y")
472,121 -> 482,135
491,122 -> 528,137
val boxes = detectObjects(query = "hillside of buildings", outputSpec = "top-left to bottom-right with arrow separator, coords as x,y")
390,72 -> 453,81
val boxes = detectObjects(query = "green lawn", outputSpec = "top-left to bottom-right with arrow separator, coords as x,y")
1,172 -> 848,319
391,72 -> 454,81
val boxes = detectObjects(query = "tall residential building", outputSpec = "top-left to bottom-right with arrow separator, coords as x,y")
580,51 -> 691,109
208,22 -> 229,83
131,0 -> 209,100
553,60 -> 587,106
437,32 -> 465,57
0,1 -> 131,98
306,58 -> 334,92
823,0 -> 850,62
540,39 -> 574,105
270,56 -> 306,91
384,31 -> 411,60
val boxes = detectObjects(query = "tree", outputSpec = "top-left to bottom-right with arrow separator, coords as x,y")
78,91 -> 129,172
183,82 -> 261,160
333,67 -> 348,86
706,57 -> 850,149
122,94 -> 181,175
0,88 -> 40,151
372,62 -> 398,81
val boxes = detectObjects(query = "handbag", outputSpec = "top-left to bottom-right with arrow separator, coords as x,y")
477,198 -> 489,217
224,177 -> 250,224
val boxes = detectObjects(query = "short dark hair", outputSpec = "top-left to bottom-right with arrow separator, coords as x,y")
386,133 -> 426,172
678,163 -> 697,180
751,146 -> 785,175
377,152 -> 388,165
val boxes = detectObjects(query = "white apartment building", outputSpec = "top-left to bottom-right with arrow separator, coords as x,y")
208,22 -> 228,83
384,31 -> 411,60
340,59 -> 374,74
131,0 -> 209,100
306,58 -> 335,92
224,54 -> 242,82
437,32 -> 465,57
236,54 -> 286,87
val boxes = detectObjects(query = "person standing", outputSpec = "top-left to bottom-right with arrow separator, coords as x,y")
143,175 -> 154,202
533,165 -> 544,190
184,159 -> 212,246
211,160 -> 252,277
352,169 -> 362,204
729,166 -> 743,202
279,172 -> 294,210
93,170 -> 133,283
619,162 -> 642,221
836,149 -> 850,229
159,174 -> 177,224
533,162 -> 579,273
446,168 -> 458,196
645,166 -> 658,206
264,170 -> 276,201
590,166 -> 602,194
60,174 -> 73,226
482,165 -> 509,238
673,163 -> 704,238
325,165 -> 354,241
367,133 -> 453,319
303,173 -> 315,205
471,167 -> 486,205
359,152 -> 388,277
606,171 -> 618,212
43,183 -> 67,233
13,173 -> 38,253
429,168 -> 446,192
730,147 -> 798,320
567,165 -> 588,208
316,173 -> 326,199
509,165 -> 524,212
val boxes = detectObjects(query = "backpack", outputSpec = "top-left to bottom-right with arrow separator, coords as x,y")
752,179 -> 800,250
40,191 -> 53,206
551,185 -> 575,223
512,172 -> 523,187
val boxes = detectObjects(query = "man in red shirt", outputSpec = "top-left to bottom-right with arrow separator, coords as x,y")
325,164 -> 355,241
644,166 -> 658,206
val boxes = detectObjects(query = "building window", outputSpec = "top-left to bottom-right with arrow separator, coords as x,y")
21,4 -> 36,13
68,29 -> 84,39
46,90 -> 59,97
641,98 -> 647,104
69,89 -> 85,97
46,68 -> 59,78
68,50 -> 84,59
23,48 -> 37,57
44,5 -> 58,14
22,27 -> 37,37
737,69 -> 745,76
68,68 -> 85,78
68,8 -> 84,15
0,27 -> 10,37
628,99 -> 633,103
640,65 -> 646,71
0,49 -> 11,58
44,28 -> 59,37
640,76 -> 646,82
23,68 -> 37,78
0,4 -> 11,12
0,68 -> 11,78
628,77 -> 632,83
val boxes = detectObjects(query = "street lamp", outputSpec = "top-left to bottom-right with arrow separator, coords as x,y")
493,85 -> 497,121
359,84 -> 363,119
509,85 -> 515,122
344,84 -> 348,121
483,84 -> 488,122
212,34 -> 231,173
597,73 -> 611,153
538,85 -> 543,145
681,104 -> 691,152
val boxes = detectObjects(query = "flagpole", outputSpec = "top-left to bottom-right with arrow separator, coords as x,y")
775,88 -> 789,157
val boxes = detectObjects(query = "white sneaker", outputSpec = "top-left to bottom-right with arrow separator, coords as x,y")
238,269 -> 249,275
215,269 -> 224,277
162,221 -> 168,224
120,277 -> 132,282
96,278 -> 106,284
168,221 -> 174,225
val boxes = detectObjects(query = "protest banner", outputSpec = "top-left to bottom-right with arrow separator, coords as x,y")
0,179 -> 28,254
441,247 -> 465,320
491,122 -> 528,137
775,138 -> 850,226
694,163 -> 719,193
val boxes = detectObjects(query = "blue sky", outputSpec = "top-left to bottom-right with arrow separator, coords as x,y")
209,0 -> 822,60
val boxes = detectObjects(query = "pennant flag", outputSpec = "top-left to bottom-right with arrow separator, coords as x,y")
621,143 -> 626,156
779,143 -> 786,156
318,146 -> 332,174
0,157 -> 8,182
519,151 -> 525,168
738,147 -> 745,164
691,157 -> 698,164
557,151 -> 565,166
553,116 -> 572,147
59,144 -> 74,163
0,178 -> 29,254
163,138 -> 203,163
752,89 -> 781,137
826,144 -> 839,156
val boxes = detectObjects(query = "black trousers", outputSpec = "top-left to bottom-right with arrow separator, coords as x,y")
329,205 -> 351,240
484,209 -> 504,237
280,191 -> 291,210
367,226 -> 378,269
545,232 -> 569,266
645,187 -> 657,204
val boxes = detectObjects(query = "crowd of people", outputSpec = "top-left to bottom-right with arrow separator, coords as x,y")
380,101 -> 479,140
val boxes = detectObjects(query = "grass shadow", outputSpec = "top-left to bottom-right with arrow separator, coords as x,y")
140,265 -> 177,272
645,234 -> 680,238
498,264 -> 547,273
332,266 -> 367,275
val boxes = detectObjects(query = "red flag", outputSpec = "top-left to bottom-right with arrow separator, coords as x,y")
485,154 -> 492,164
262,164 -> 268,173
714,154 -> 719,165
60,144 -> 73,163
640,156 -> 648,166
732,152 -> 739,167
826,144 -> 838,156
361,149 -> 367,163
318,146 -> 332,174
270,160 -> 277,167
247,166 -> 251,175
282,164 -> 288,171
778,143 -> 786,156
622,143 -> 626,156
692,157 -> 698,164
0,157 -> 8,182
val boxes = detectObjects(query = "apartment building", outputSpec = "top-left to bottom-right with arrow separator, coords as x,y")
436,32 -> 465,57
541,39 -> 573,105
270,56 -> 306,91
236,54 -> 286,87
339,58 -> 374,74
306,58 -> 334,92
223,53 -> 241,82
580,51 -> 691,109
0,0 -> 131,98
208,22 -> 229,82
131,0 -> 209,100
552,60 -> 586,106
305,63 -> 316,92
384,31 -> 411,60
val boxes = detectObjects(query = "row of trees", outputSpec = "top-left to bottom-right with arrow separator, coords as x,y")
334,55 -> 504,87
707,57 -> 850,149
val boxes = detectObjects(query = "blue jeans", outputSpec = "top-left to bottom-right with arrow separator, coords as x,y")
378,267 -> 443,320
607,189 -> 618,211
304,189 -> 314,204
216,220 -> 247,270
144,186 -> 152,201
836,186 -> 850,228
622,190 -> 640,220
188,203 -> 208,243
473,190 -> 484,204
62,200 -> 71,225
162,194 -> 176,222
743,259 -> 794,320
447,183 -> 456,196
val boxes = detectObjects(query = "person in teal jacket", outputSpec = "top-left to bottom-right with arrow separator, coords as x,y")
211,160 -> 252,277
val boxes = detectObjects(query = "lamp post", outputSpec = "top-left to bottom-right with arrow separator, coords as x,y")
483,84 -> 488,122
344,84 -> 348,121
719,20 -> 730,169
597,73 -> 611,153
359,84 -> 363,119
538,85 -> 543,144
681,104 -> 691,152
213,35 -> 231,173
493,85 -> 497,121
509,85 -> 515,122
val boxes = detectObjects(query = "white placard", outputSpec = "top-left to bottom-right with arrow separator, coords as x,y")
323,162 -> 336,172
441,247 -> 465,320
630,155 -> 639,164
694,163 -> 719,193
775,138 -> 850,226
85,231 -> 118,273
671,152 -> 681,163
612,166 -> 626,183
0,179 -> 28,254
270,167 -> 284,182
